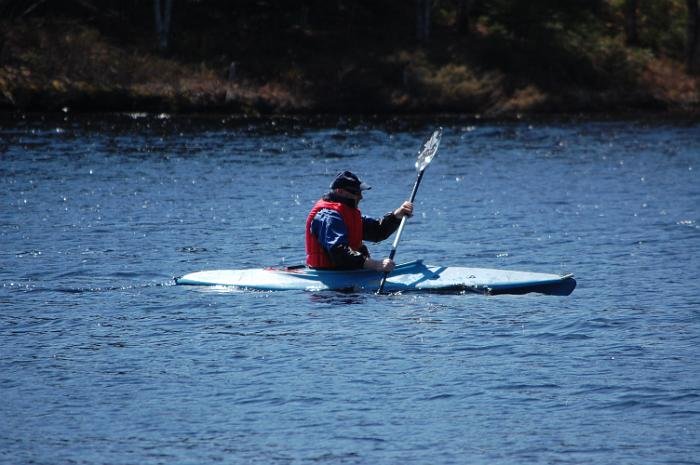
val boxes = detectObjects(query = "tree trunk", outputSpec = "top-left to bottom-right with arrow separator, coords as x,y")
416,0 -> 431,42
688,0 -> 700,74
299,1 -> 309,30
624,0 -> 639,46
154,0 -> 173,52
457,0 -> 476,35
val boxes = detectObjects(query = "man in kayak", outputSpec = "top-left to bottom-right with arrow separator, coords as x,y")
306,171 -> 413,272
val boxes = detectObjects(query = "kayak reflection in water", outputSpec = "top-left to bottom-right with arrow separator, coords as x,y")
305,171 -> 413,272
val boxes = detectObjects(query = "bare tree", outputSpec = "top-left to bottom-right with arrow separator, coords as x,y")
154,0 -> 173,52
456,0 -> 476,35
416,0 -> 431,42
624,0 -> 639,46
689,0 -> 700,74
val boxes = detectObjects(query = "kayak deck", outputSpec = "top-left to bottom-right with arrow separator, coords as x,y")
175,260 -> 576,296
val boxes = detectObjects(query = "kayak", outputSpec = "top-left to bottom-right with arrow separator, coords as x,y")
175,260 -> 576,296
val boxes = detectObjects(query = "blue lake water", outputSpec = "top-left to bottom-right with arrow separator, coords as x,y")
1,113 -> 699,464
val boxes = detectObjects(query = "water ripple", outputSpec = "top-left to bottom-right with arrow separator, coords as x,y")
1,115 -> 699,465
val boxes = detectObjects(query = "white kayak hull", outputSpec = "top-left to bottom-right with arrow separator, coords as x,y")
175,260 -> 576,296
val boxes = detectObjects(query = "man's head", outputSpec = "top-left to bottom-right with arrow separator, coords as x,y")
330,171 -> 371,205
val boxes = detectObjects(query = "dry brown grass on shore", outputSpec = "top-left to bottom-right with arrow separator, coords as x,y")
0,19 -> 305,111
642,58 -> 700,109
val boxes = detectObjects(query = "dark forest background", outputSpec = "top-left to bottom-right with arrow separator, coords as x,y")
1,0 -> 698,115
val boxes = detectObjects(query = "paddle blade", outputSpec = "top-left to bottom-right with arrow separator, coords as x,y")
415,128 -> 442,172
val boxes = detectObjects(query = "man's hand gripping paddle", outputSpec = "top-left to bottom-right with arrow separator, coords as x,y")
377,128 -> 442,294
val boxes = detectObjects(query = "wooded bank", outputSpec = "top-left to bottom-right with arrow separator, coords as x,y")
1,0 -> 698,115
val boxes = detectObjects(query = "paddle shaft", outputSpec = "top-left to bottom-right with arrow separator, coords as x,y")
377,169 -> 425,293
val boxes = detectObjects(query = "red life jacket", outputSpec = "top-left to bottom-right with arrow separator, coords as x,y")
305,199 -> 363,268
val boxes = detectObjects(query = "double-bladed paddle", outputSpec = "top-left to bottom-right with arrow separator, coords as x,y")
377,127 -> 442,294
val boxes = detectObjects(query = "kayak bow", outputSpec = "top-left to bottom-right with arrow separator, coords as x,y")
175,260 -> 576,296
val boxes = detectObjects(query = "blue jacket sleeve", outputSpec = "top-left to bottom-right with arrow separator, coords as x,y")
310,209 -> 367,269
310,209 -> 348,250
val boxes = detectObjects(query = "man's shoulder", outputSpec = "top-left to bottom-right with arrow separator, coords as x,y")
314,208 -> 344,222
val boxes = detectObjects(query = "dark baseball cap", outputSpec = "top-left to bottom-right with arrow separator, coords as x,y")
329,171 -> 371,194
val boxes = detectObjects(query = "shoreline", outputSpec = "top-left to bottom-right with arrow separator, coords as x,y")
3,109 -> 698,126
2,76 -> 697,118
2,17 -> 698,119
